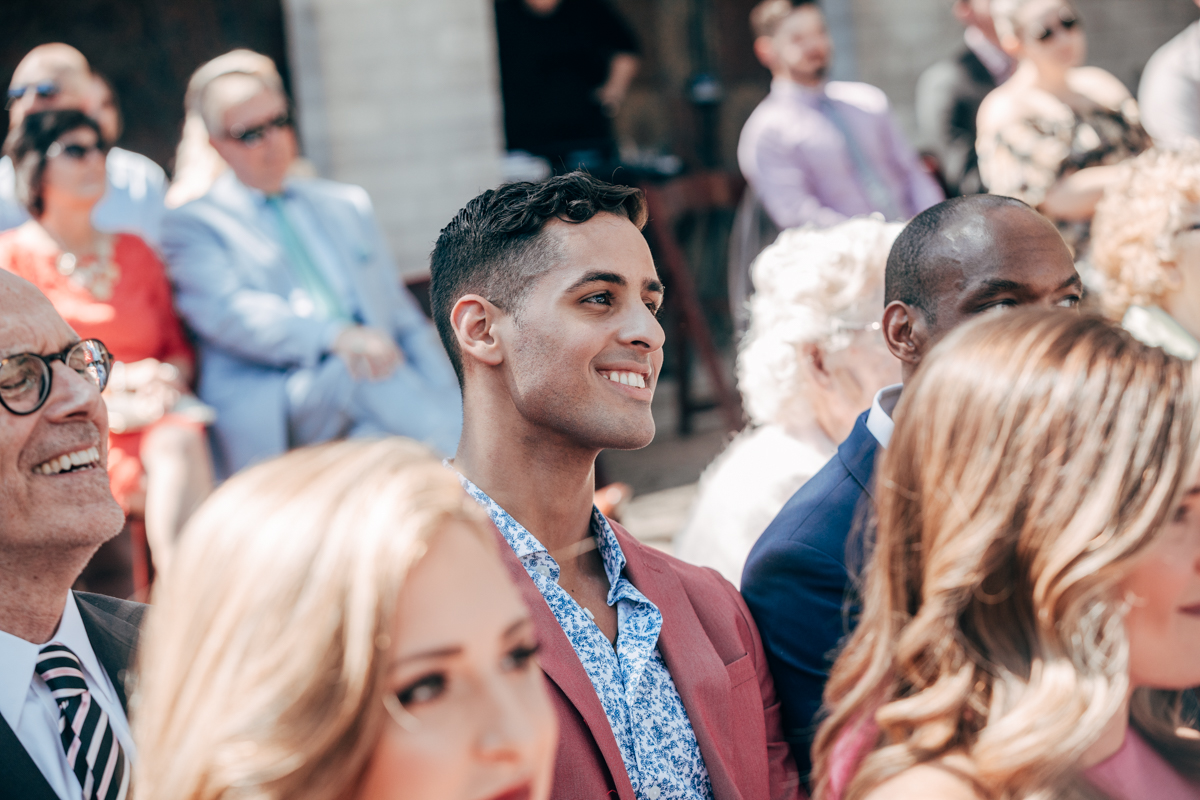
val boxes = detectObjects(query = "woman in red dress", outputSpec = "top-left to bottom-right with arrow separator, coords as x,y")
1,110 -> 213,574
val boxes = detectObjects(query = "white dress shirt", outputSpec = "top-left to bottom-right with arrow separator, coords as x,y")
0,148 -> 167,247
0,593 -> 136,800
865,382 -> 902,449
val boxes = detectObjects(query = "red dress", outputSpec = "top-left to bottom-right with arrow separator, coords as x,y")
0,226 -> 195,510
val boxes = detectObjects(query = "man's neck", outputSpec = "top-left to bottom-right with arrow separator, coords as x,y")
775,71 -> 825,89
454,396 -> 599,553
0,548 -> 91,643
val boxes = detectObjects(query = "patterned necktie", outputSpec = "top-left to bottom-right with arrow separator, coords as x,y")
264,194 -> 350,322
817,94 -> 905,221
36,644 -> 130,800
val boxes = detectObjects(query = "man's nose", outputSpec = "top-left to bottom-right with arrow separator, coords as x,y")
41,361 -> 103,421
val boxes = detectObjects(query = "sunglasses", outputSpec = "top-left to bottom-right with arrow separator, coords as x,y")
0,339 -> 112,416
226,113 -> 292,147
1032,11 -> 1080,42
46,140 -> 107,160
4,81 -> 59,110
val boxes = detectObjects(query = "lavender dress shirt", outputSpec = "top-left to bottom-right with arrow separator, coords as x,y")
737,79 -> 944,229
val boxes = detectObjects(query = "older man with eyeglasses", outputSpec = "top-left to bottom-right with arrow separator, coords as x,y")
0,44 -> 166,246
160,51 -> 462,477
0,270 -> 144,800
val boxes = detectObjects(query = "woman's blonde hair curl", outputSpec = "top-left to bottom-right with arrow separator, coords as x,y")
132,438 -> 492,800
1091,144 -> 1200,320
812,309 -> 1200,800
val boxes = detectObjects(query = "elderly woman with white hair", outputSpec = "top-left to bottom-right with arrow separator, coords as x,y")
675,217 -> 902,586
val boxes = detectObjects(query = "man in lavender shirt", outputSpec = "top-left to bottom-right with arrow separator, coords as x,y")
738,0 -> 943,230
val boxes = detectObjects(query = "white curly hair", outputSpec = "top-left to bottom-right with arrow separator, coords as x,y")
738,216 -> 903,428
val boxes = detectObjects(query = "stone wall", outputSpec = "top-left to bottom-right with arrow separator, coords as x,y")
283,0 -> 504,278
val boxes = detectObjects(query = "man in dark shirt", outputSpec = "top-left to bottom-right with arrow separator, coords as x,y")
494,0 -> 640,170
915,0 -> 1014,196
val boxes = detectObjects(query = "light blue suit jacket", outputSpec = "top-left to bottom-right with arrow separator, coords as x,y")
161,171 -> 459,474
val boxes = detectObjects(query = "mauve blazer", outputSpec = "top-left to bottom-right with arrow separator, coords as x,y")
493,520 -> 805,800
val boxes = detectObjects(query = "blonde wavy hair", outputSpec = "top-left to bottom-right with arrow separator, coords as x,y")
133,438 -> 493,800
812,309 -> 1200,800
738,217 -> 901,429
1091,144 -> 1200,320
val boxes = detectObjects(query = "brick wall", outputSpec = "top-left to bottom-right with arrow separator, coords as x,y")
283,0 -> 504,278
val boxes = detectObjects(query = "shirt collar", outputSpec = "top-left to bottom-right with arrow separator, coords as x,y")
770,77 -> 827,108
0,593 -> 114,731
964,26 -> 1014,83
866,383 -> 903,448
449,466 -> 629,604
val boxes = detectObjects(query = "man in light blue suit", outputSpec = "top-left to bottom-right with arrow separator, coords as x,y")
161,62 -> 461,476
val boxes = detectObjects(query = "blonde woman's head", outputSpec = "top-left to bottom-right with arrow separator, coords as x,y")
1092,145 -> 1200,320
739,216 -> 902,441
814,308 -> 1200,800
133,438 -> 557,800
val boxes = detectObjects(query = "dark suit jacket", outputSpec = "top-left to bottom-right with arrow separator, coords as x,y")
494,520 -> 805,800
915,47 -> 999,196
0,591 -> 146,800
740,412 -> 878,781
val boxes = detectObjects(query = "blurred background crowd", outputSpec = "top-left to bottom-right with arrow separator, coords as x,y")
1,0 -> 1199,597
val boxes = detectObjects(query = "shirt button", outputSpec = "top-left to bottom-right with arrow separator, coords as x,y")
535,565 -> 552,578
646,786 -> 661,800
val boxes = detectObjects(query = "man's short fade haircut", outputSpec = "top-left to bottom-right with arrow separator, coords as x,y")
884,194 -> 1033,325
750,0 -> 818,38
429,171 -> 648,383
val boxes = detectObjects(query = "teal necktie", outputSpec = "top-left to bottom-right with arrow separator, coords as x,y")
264,194 -> 349,322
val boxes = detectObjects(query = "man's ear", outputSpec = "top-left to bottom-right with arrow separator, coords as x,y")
451,294 -> 505,370
882,301 -> 924,372
753,35 -> 776,71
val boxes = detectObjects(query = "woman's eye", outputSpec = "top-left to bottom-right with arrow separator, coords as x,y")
397,674 -> 446,706
501,642 -> 540,672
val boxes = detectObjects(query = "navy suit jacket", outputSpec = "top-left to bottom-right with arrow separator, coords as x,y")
741,410 -> 879,781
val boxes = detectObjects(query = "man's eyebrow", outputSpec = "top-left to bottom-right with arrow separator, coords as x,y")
565,271 -> 626,293
962,278 -> 1026,304
644,277 -> 664,295
1058,274 -> 1083,291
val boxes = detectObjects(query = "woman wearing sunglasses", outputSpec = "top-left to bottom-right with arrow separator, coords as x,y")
0,109 -> 214,584
976,0 -> 1148,262
133,438 -> 559,800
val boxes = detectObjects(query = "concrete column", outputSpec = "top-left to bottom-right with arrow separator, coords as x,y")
283,0 -> 504,278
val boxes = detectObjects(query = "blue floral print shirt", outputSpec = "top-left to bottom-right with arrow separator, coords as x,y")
456,472 -> 714,800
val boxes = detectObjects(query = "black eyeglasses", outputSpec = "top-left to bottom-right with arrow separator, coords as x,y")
1032,11 -> 1080,42
0,340 -> 112,416
226,113 -> 292,147
47,141 -> 108,160
4,81 -> 59,110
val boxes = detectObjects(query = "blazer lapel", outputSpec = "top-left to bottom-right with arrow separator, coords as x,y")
0,704 -> 63,800
615,526 -> 744,800
839,413 -> 880,501
75,595 -> 140,711
490,525 -> 636,799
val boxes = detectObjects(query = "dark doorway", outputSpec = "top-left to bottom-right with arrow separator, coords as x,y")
0,0 -> 291,172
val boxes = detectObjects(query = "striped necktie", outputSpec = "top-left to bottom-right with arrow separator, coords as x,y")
36,644 -> 130,800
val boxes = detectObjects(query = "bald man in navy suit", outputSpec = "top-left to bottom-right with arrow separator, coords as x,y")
742,194 -> 1081,781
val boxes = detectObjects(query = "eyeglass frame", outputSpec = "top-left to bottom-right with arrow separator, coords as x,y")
47,139 -> 110,161
0,339 -> 113,416
225,112 -> 293,148
5,81 -> 59,111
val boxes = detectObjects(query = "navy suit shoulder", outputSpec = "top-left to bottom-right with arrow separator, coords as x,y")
741,411 -> 878,781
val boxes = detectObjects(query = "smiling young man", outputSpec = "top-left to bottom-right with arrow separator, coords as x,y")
430,172 -> 800,800
741,193 -> 1083,782
0,271 -> 143,800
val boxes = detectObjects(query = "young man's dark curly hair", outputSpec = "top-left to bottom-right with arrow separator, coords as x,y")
429,171 -> 648,383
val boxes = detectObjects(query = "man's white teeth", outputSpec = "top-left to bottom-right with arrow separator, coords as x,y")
604,371 -> 646,389
35,446 -> 100,475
